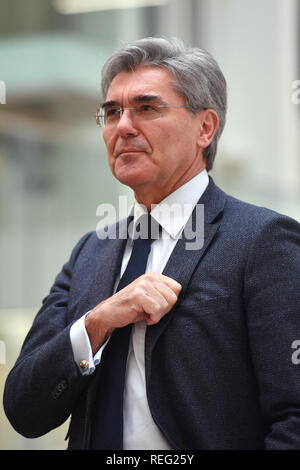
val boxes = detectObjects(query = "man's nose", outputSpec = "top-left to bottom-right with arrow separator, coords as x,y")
116,109 -> 139,137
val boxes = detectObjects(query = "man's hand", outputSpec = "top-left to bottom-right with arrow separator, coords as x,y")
85,272 -> 182,354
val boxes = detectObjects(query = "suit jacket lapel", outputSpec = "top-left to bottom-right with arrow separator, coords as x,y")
145,178 -> 227,369
72,217 -> 130,320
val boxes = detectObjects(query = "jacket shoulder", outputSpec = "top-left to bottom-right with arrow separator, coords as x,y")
222,191 -> 299,230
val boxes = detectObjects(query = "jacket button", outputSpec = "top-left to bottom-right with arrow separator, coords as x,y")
79,360 -> 89,370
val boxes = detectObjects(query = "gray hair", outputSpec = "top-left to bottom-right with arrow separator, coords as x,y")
101,37 -> 227,171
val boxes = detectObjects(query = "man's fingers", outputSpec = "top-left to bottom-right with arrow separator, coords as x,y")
90,272 -> 182,336
144,272 -> 182,296
130,274 -> 182,325
161,275 -> 182,297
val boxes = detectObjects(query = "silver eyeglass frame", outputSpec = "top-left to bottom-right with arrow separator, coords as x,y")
95,104 -> 190,128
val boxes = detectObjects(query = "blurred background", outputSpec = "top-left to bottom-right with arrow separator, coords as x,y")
0,0 -> 299,449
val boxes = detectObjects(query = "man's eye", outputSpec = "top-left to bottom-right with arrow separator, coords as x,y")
138,104 -> 156,112
106,108 -> 120,118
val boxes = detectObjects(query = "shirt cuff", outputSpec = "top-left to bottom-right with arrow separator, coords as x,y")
70,312 -> 109,376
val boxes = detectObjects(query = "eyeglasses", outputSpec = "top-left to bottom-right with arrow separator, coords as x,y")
95,103 -> 190,128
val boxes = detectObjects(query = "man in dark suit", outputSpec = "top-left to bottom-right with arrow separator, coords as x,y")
3,37 -> 300,450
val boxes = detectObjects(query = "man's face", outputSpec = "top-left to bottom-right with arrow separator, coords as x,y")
102,66 -> 206,204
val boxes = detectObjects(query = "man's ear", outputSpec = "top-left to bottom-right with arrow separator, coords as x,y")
197,109 -> 219,149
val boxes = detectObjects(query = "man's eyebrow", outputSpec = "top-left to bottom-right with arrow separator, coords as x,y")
101,100 -> 119,109
132,94 -> 165,103
101,95 -> 165,108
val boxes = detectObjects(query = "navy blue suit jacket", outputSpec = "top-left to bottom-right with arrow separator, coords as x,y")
3,178 -> 300,449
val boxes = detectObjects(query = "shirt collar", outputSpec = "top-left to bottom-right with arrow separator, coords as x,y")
130,169 -> 209,239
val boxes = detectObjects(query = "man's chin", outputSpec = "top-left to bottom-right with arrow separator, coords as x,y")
114,171 -> 149,189
113,162 -> 153,188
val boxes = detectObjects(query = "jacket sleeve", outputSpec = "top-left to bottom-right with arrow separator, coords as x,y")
244,214 -> 300,449
3,231 -> 94,438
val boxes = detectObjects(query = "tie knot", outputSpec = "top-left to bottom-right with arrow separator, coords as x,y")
133,213 -> 161,241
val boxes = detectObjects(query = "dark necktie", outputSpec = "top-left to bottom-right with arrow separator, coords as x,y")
90,213 -> 159,449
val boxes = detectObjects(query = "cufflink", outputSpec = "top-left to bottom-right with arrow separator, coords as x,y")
79,359 -> 89,370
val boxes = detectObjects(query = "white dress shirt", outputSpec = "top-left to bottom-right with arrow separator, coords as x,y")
70,169 -> 209,449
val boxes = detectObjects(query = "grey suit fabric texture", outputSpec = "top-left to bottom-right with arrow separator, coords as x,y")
3,178 -> 300,449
